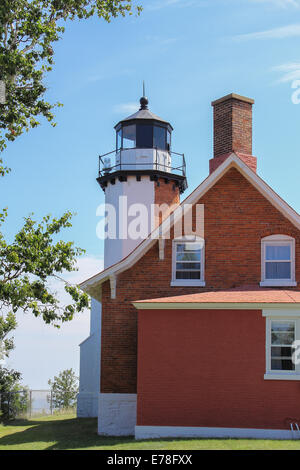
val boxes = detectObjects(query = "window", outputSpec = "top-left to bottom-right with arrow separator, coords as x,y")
136,124 -> 153,148
167,130 -> 171,151
264,312 -> 300,380
153,126 -> 166,150
260,235 -> 296,287
270,320 -> 295,371
171,237 -> 205,287
122,125 -> 136,149
116,128 -> 122,150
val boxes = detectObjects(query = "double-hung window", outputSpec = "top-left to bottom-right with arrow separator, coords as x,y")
260,235 -> 296,287
171,237 -> 205,287
264,313 -> 300,380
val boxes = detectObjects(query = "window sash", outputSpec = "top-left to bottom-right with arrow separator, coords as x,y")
173,241 -> 204,282
269,319 -> 297,373
262,239 -> 295,283
265,261 -> 291,280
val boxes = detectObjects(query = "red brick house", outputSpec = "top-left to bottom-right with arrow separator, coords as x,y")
79,93 -> 300,439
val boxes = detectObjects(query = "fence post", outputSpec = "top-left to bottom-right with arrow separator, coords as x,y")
7,392 -> 10,420
50,390 -> 53,415
29,390 -> 32,418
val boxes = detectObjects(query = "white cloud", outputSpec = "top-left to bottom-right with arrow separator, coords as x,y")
249,0 -> 299,6
145,35 -> 178,46
250,0 -> 300,6
113,102 -> 139,114
87,68 -> 133,83
272,62 -> 300,82
6,255 -> 104,389
235,23 -> 300,40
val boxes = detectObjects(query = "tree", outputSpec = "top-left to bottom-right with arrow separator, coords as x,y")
0,1 -> 141,408
0,210 -> 90,416
0,0 -> 142,174
48,368 -> 78,409
0,210 -> 90,326
0,367 -> 29,420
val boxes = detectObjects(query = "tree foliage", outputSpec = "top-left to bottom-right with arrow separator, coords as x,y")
48,368 -> 78,409
0,367 -> 28,420
0,210 -> 90,326
0,0 -> 142,173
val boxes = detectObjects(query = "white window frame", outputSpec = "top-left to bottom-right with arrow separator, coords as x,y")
263,310 -> 300,381
171,236 -> 205,287
260,234 -> 296,287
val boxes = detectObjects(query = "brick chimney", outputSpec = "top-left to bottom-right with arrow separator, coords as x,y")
209,93 -> 257,174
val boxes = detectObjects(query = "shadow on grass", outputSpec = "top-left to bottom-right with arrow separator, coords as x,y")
0,416 -> 216,450
2,416 -> 299,451
0,417 -> 137,450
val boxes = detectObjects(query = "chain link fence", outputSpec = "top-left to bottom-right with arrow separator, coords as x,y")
0,389 -> 73,420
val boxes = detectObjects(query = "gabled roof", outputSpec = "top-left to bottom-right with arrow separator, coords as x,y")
132,286 -> 300,310
80,152 -> 300,298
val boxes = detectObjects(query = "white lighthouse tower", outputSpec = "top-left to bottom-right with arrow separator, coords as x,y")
77,93 -> 187,418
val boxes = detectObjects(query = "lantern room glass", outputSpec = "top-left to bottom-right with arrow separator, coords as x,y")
117,123 -> 171,151
122,125 -> 136,149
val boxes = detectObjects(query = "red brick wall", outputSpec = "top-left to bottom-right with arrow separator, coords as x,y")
154,178 -> 180,226
100,168 -> 300,393
137,308 -> 300,429
212,97 -> 253,158
209,152 -> 257,174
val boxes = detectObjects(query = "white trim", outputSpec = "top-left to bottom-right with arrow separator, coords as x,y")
109,274 -> 117,299
135,425 -> 297,440
264,313 -> 300,380
262,309 -> 300,317
80,153 -> 300,294
264,373 -> 300,381
158,238 -> 165,260
260,281 -> 297,287
261,235 -> 296,287
170,280 -> 206,287
133,302 -> 300,310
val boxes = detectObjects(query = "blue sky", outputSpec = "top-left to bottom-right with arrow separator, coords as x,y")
3,0 -> 300,387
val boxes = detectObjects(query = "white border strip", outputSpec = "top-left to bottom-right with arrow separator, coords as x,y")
135,425 -> 296,440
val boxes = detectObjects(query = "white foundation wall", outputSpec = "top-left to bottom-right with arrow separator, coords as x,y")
104,176 -> 155,269
135,426 -> 299,440
98,393 -> 137,436
77,299 -> 101,417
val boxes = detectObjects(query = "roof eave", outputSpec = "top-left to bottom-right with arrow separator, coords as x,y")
132,301 -> 300,310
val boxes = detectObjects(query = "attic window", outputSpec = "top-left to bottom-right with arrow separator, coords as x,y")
260,235 -> 297,287
171,237 -> 205,287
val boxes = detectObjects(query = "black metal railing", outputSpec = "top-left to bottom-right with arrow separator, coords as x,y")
98,148 -> 186,179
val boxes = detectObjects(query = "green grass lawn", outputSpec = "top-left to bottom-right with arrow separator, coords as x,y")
0,413 -> 300,450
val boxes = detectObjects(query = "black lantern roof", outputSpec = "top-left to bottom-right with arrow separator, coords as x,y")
114,96 -> 173,131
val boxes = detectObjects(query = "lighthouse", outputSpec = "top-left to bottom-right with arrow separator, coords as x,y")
77,93 -> 187,418
98,93 -> 187,269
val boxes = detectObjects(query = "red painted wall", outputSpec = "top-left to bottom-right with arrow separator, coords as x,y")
137,309 -> 300,430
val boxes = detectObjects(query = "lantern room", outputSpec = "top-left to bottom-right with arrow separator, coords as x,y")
97,95 -> 187,194
115,97 -> 172,152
